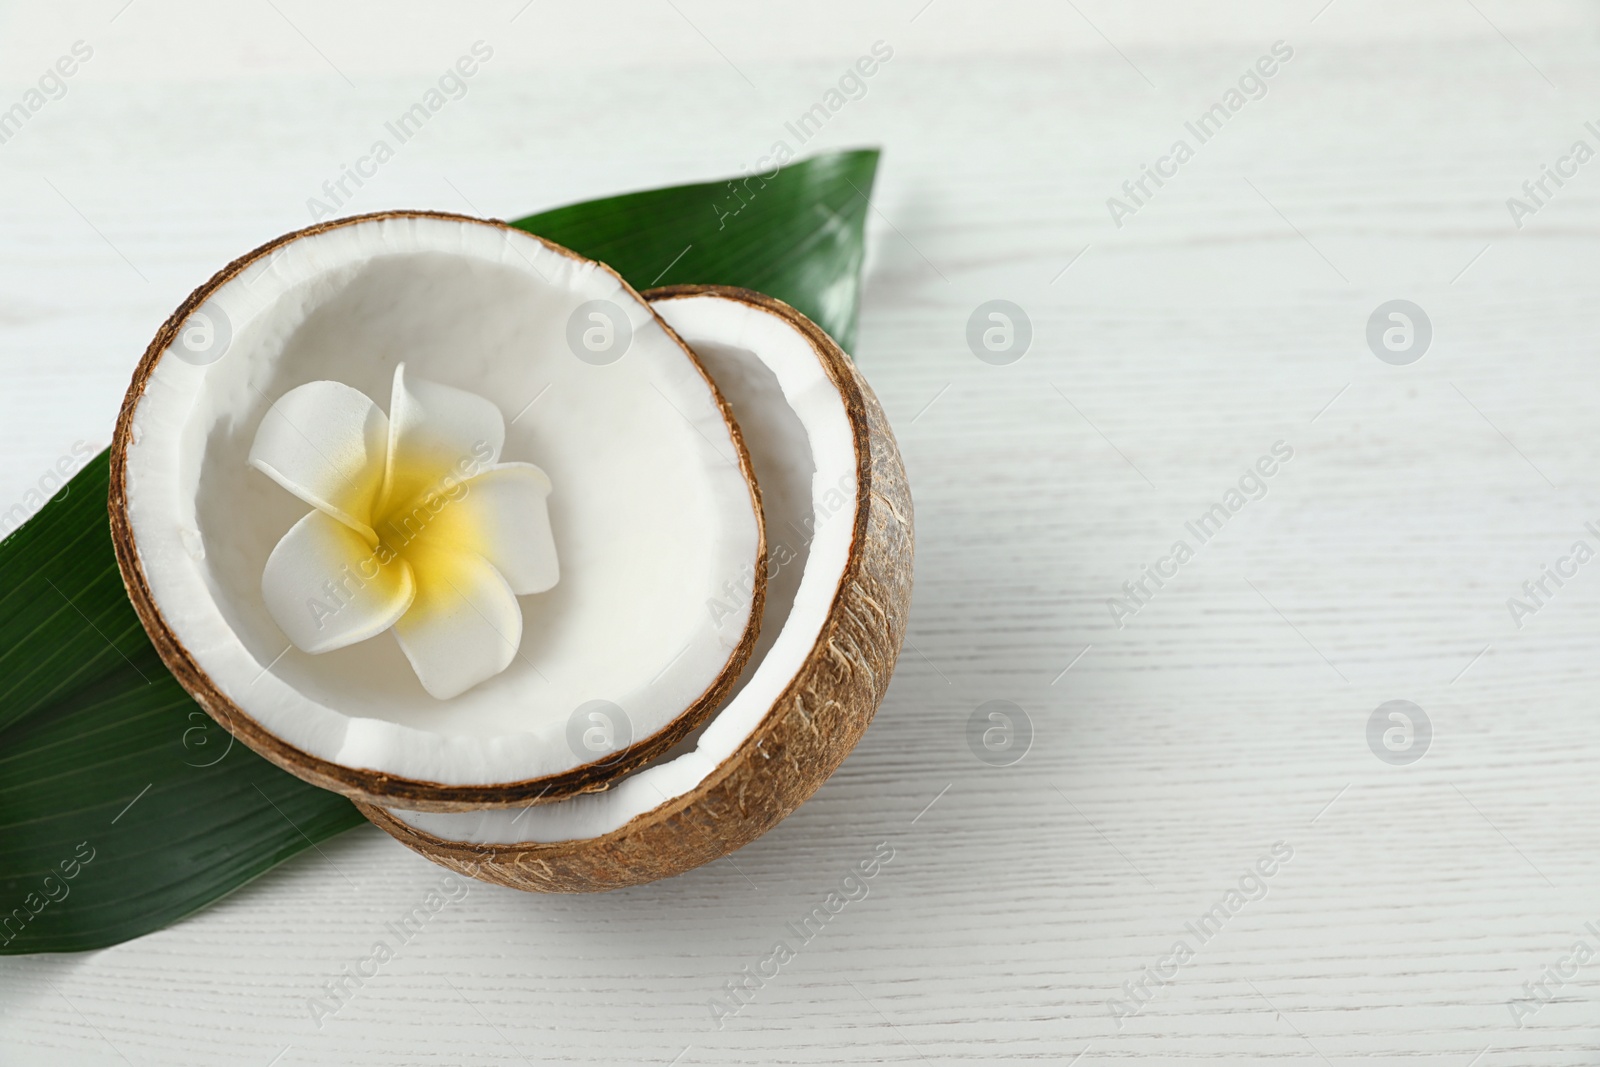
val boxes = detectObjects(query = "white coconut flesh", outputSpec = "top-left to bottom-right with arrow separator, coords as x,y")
387,290 -> 859,844
121,215 -> 762,788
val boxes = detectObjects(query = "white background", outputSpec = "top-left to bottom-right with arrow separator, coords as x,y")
3,0 -> 1600,1063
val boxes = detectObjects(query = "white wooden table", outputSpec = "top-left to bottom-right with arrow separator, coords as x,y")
3,1 -> 1600,1062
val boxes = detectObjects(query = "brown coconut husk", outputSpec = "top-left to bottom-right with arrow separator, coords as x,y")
358,285 -> 914,891
108,214 -> 766,812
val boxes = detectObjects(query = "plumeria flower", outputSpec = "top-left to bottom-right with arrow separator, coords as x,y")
249,363 -> 557,699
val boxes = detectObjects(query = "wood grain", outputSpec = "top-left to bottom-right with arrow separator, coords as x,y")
3,2 -> 1600,1063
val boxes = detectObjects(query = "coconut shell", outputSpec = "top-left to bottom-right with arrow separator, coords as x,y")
108,213 -> 766,813
358,286 -> 914,891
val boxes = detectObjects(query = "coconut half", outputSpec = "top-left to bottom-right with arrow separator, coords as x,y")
359,286 -> 915,891
110,213 -> 766,810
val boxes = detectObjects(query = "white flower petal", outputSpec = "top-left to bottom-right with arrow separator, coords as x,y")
262,510 -> 415,654
249,380 -> 388,538
383,363 -> 506,513
411,462 -> 558,596
392,543 -> 522,700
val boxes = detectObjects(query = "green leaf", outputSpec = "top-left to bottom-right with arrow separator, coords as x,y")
0,148 -> 879,953
0,453 -> 369,954
515,147 -> 879,350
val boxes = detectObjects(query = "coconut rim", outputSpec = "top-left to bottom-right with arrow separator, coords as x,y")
108,212 -> 768,811
361,283 -> 877,853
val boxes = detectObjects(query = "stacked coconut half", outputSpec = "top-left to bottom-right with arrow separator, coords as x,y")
110,211 -> 912,891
